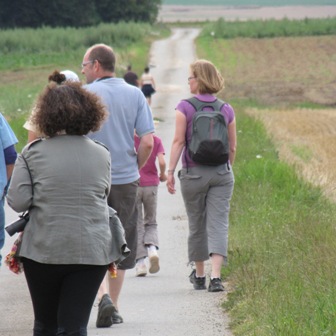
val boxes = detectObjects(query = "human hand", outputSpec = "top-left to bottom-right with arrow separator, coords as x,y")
159,172 -> 167,182
166,174 -> 176,194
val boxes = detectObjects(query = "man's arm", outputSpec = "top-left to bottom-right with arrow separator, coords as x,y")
137,133 -> 154,170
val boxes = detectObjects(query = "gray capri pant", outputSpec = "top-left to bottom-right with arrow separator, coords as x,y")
108,180 -> 139,270
178,164 -> 234,263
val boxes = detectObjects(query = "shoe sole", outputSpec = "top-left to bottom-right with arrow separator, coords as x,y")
112,309 -> 124,324
149,255 -> 160,274
136,271 -> 147,277
208,287 -> 224,292
96,305 -> 114,328
191,282 -> 206,290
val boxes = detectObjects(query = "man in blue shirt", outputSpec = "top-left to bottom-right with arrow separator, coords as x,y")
82,43 -> 154,328
0,113 -> 18,266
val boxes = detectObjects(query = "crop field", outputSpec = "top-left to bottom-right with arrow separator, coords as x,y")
199,35 -> 336,200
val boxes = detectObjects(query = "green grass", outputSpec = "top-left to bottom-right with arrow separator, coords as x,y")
222,106 -> 336,335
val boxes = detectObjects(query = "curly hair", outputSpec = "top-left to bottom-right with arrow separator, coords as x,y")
48,70 -> 66,85
190,59 -> 225,94
32,82 -> 107,137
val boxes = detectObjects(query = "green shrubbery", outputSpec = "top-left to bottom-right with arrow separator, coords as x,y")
0,22 -> 155,70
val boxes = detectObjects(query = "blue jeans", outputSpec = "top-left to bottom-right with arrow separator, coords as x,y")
0,197 -> 5,266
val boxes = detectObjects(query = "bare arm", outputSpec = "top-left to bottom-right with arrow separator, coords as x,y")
137,133 -> 154,170
157,153 -> 167,182
228,117 -> 237,165
166,110 -> 186,194
151,76 -> 156,90
6,164 -> 15,182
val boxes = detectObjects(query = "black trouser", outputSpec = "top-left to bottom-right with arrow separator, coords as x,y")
22,258 -> 108,336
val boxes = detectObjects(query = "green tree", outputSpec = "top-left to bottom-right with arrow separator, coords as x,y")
0,0 -> 161,28
95,0 -> 161,24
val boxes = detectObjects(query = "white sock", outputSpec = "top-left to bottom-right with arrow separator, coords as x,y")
196,273 -> 205,278
147,245 -> 157,253
136,257 -> 146,265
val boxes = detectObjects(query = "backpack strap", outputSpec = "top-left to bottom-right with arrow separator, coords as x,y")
185,97 -> 225,112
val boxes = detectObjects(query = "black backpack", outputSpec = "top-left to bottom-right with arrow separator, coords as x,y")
185,97 -> 229,166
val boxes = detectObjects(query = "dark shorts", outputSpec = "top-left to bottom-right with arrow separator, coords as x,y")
141,84 -> 155,98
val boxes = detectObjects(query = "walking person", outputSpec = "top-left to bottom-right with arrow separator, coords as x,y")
7,81 -> 112,335
123,65 -> 139,87
134,133 -> 167,277
140,66 -> 156,106
0,113 -> 18,267
166,59 -> 236,292
81,43 -> 154,328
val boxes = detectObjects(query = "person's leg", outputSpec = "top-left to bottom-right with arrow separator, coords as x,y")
97,273 -> 109,301
57,264 -> 107,335
135,187 -> 146,261
135,187 -> 147,276
206,166 -> 234,278
108,269 -> 125,310
179,168 -> 209,265
179,167 -> 209,290
22,258 -> 62,336
142,186 -> 159,248
97,181 -> 138,323
206,166 -> 234,292
142,186 -> 159,273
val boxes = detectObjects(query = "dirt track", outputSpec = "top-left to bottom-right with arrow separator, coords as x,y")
159,5 -> 336,22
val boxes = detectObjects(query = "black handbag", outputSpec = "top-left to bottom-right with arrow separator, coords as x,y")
5,154 -> 33,236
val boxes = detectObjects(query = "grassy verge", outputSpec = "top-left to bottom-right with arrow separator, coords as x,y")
0,22 -> 169,152
196,34 -> 336,335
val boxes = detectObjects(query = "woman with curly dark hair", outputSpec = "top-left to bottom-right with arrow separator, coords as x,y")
24,69 -> 80,142
7,81 -> 112,336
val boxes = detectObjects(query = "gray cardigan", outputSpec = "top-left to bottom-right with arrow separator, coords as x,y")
7,135 -> 113,265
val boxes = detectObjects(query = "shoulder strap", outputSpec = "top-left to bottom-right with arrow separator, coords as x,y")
185,97 -> 225,112
21,154 -> 34,196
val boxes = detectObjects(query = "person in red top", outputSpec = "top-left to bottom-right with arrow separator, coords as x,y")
134,133 -> 167,276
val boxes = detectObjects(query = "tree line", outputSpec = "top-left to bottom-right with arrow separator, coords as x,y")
0,0 -> 162,29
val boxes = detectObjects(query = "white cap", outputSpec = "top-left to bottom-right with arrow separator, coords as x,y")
60,70 -> 80,82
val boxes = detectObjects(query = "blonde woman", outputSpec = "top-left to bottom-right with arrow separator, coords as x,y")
166,59 -> 236,292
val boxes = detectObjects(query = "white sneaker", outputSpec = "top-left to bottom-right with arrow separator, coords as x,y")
148,250 -> 160,274
135,262 -> 147,277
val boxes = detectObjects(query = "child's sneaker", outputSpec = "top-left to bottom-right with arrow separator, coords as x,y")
135,261 -> 147,277
148,249 -> 160,274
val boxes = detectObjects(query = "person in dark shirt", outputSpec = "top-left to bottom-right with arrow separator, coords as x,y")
123,65 -> 139,87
